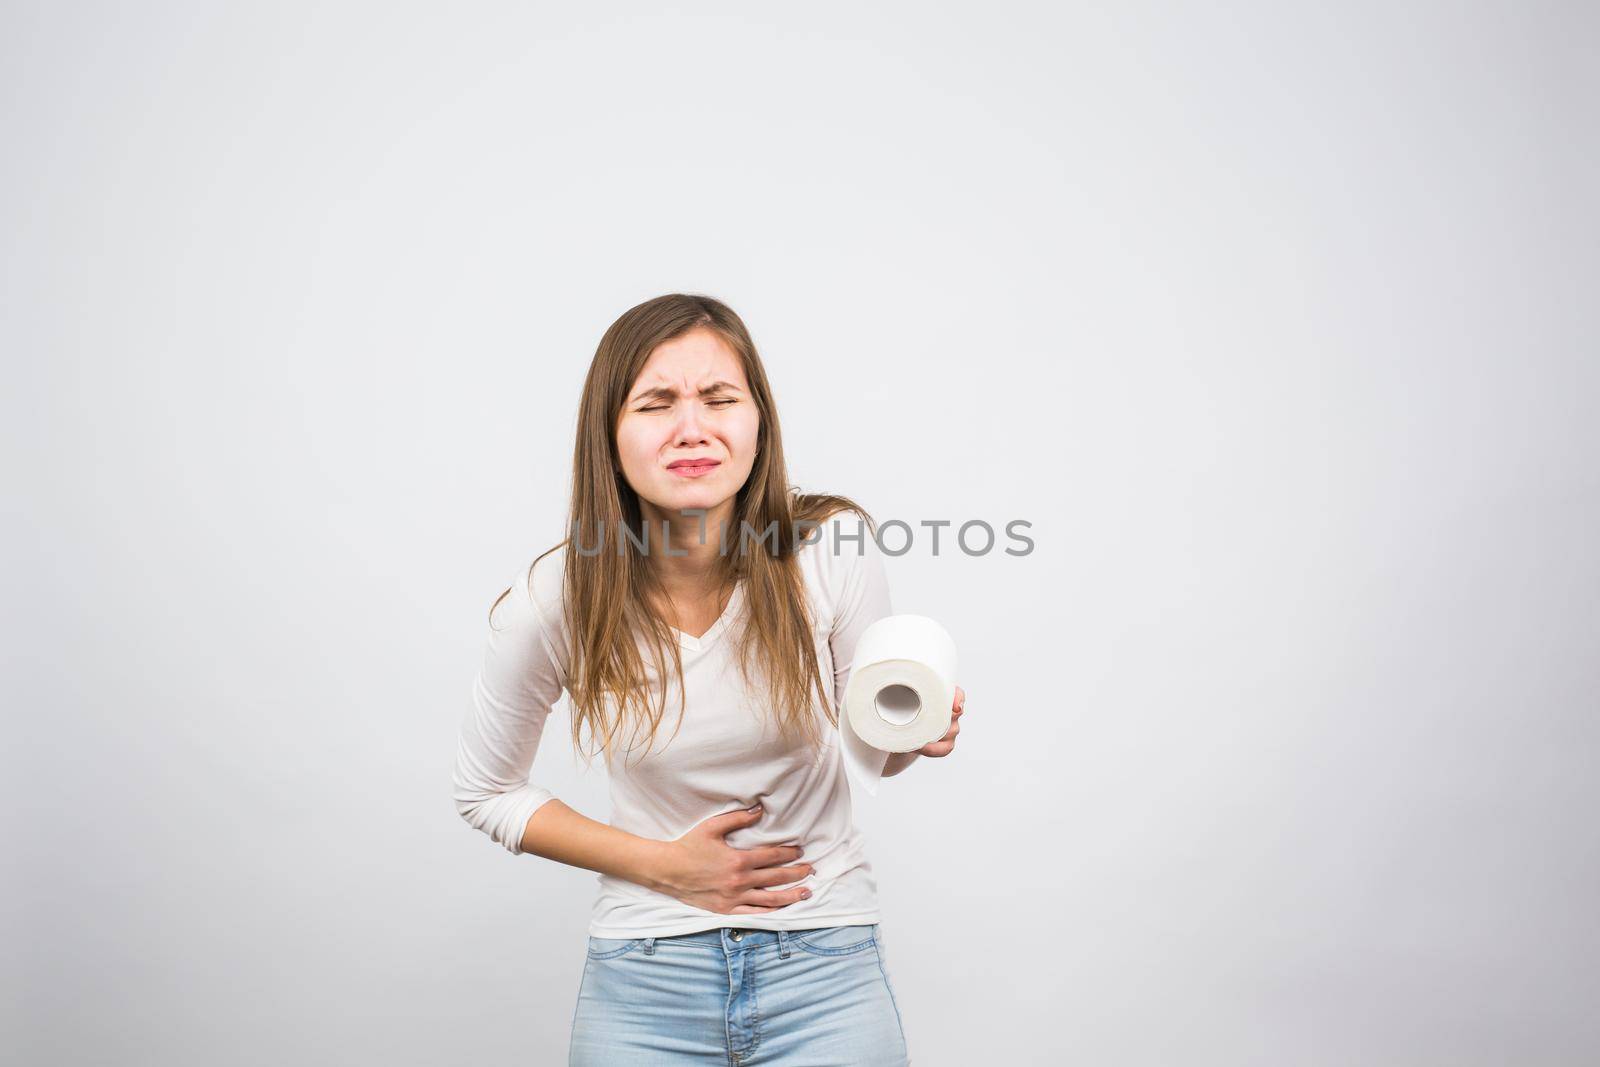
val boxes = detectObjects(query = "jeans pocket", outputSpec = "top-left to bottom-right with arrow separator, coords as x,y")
791,924 -> 877,956
585,936 -> 646,961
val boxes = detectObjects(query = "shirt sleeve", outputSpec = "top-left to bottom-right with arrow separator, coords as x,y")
452,563 -> 565,855
825,512 -> 909,797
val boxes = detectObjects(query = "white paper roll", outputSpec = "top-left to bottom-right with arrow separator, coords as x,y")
843,615 -> 959,755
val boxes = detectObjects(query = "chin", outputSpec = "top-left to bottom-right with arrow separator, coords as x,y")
672,489 -> 725,511
650,481 -> 722,509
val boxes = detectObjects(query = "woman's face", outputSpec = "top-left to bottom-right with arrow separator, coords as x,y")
615,327 -> 761,529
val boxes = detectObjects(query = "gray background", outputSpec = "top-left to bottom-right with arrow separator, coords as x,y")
5,2 -> 1596,1064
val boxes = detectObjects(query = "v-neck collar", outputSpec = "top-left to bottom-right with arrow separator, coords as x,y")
669,581 -> 744,652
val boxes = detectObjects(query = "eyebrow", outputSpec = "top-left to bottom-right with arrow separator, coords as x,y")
628,380 -> 744,404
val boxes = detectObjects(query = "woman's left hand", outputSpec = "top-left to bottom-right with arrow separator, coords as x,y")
916,685 -> 964,757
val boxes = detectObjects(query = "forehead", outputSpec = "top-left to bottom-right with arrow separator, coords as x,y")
633,328 -> 747,387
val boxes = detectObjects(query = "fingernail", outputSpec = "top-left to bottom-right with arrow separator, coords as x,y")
800,890 -> 811,899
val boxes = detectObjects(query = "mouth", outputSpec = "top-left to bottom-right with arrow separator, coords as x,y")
666,460 -> 721,478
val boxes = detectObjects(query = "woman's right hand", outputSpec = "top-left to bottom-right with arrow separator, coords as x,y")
649,805 -> 815,914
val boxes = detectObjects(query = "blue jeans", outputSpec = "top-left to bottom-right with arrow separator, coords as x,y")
568,924 -> 911,1065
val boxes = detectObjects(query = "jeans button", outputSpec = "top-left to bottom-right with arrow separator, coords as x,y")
730,930 -> 743,941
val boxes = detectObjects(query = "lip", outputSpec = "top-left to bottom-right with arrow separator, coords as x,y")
666,459 -> 721,478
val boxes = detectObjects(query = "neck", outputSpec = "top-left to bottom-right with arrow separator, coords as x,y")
637,499 -> 738,590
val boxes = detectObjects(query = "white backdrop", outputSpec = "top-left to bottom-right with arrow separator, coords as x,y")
5,2 -> 1597,1064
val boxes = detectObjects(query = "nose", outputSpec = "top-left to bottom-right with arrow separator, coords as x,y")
672,404 -> 710,447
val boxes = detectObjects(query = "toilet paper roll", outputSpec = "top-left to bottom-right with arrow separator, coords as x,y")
843,615 -> 959,754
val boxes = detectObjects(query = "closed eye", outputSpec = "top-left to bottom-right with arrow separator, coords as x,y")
638,399 -> 738,413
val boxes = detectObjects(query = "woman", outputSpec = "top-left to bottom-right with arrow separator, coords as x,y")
452,293 -> 965,1065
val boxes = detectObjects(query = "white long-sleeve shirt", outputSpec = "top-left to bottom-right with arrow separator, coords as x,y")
452,511 -> 904,938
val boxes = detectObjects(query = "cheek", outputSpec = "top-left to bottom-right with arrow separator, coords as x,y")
615,423 -> 660,466
731,414 -> 761,456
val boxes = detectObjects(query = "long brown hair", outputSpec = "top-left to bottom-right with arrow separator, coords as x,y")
490,293 -> 873,771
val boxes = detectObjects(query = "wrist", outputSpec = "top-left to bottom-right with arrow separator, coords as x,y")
631,837 -> 675,894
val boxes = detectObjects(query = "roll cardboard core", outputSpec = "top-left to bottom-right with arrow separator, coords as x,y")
873,683 -> 922,726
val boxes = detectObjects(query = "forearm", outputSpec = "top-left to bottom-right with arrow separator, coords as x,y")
518,798 -> 669,892
881,751 -> 921,777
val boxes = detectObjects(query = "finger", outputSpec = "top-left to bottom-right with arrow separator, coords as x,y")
742,844 -> 805,870
738,886 -> 810,909
708,804 -> 765,837
749,863 -> 814,889
918,725 -> 957,755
